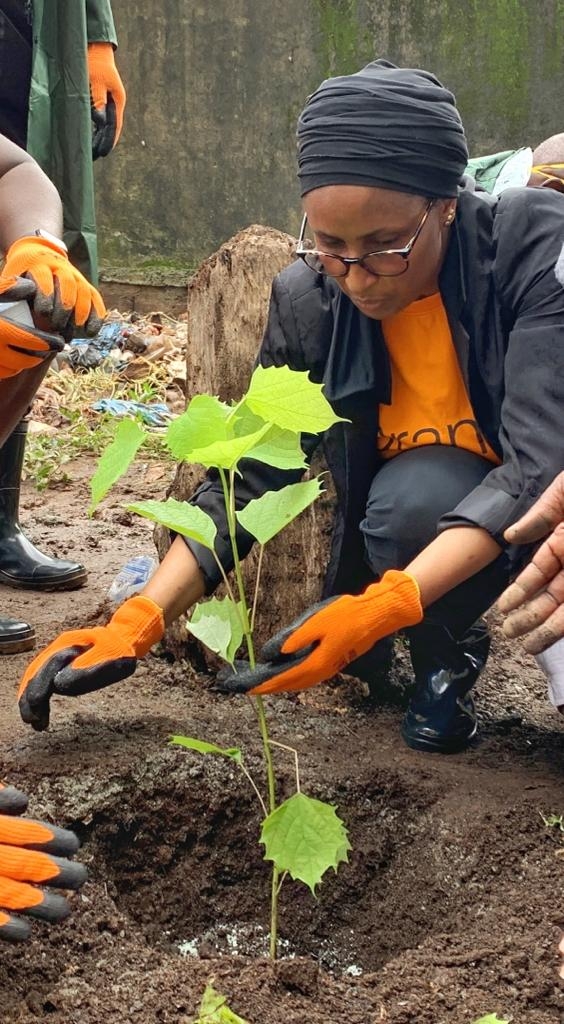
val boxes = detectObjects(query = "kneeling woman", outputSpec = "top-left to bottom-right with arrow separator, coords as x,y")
17,61 -> 564,754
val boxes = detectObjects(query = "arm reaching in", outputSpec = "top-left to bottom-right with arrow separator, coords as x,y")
18,538 -> 205,730
218,525 -> 500,696
497,473 -> 564,653
0,133 -> 106,337
0,783 -> 86,942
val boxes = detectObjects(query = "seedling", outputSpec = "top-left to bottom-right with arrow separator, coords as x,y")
472,1015 -> 511,1024
540,811 -> 564,833
91,365 -> 351,959
192,982 -> 248,1024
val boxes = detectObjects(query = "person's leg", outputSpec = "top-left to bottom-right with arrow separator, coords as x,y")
0,3 -> 33,148
0,417 -> 87,590
360,445 -> 513,752
0,358 -> 86,652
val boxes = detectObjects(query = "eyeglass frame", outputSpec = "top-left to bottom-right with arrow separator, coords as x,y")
295,199 -> 436,279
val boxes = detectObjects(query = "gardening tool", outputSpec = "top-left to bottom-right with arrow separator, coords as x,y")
0,288 -> 64,447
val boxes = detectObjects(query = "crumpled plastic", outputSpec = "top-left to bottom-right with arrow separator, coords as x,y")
91,398 -> 173,427
68,321 -> 132,370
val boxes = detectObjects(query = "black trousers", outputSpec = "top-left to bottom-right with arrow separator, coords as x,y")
0,3 -> 33,149
359,445 -> 513,642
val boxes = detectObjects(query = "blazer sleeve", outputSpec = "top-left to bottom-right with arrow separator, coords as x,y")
440,188 -> 564,563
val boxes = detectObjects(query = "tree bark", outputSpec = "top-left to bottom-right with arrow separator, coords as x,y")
155,224 -> 335,663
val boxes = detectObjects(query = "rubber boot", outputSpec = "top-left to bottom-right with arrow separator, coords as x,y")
401,620 -> 491,754
347,635 -> 395,703
0,614 -> 34,654
0,420 -> 87,590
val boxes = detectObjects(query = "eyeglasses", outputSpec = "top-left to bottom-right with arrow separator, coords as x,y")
296,200 -> 435,279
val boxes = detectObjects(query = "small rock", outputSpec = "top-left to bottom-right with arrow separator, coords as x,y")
275,956 -> 319,996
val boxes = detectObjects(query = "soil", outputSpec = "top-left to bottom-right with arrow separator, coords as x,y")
1,455 -> 564,1024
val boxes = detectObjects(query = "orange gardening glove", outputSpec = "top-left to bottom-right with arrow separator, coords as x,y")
1,237 -> 106,338
218,569 -> 423,696
88,42 -> 127,159
0,782 -> 86,942
0,276 -> 63,378
18,595 -> 164,732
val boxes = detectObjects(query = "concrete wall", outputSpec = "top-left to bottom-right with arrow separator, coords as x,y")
95,0 -> 564,273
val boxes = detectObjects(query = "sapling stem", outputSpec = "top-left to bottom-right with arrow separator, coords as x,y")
270,740 -> 301,793
211,550 -> 240,611
219,466 -> 280,960
276,870 -> 288,896
250,544 -> 265,633
237,761 -> 268,818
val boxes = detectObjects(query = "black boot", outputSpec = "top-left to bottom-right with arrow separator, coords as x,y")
0,420 -> 86,590
347,636 -> 395,703
401,621 -> 490,754
0,614 -> 35,654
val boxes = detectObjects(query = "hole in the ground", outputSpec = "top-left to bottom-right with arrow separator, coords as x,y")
87,754 -> 537,974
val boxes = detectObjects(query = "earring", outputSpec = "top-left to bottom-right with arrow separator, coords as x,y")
444,210 -> 455,226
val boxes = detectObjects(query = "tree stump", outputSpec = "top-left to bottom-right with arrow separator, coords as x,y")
155,224 -> 335,664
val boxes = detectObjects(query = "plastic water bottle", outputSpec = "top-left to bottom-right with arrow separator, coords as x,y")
108,555 -> 157,605
0,300 -> 35,327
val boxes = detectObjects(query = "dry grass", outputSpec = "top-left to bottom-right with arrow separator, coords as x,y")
24,365 -> 175,490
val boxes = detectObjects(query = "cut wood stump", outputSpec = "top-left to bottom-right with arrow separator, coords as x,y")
155,224 -> 335,665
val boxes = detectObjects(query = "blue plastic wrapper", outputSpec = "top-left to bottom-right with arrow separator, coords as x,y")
91,398 -> 173,427
69,322 -> 131,370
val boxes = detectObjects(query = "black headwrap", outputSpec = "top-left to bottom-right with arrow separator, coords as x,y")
297,59 -> 468,199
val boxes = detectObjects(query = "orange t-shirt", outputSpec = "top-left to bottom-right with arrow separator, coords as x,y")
378,292 -> 500,464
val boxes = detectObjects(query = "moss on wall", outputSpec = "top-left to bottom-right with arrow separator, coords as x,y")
97,0 -> 564,270
313,0 -> 372,77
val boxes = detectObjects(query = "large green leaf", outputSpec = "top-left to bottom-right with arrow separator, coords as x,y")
244,425 -> 307,471
260,792 -> 351,895
170,736 -> 242,765
127,497 -> 217,549
166,394 -> 231,457
231,409 -> 306,471
236,478 -> 323,546
193,983 -> 249,1024
243,365 -> 345,434
166,393 -> 270,469
472,1016 -> 511,1024
186,596 -> 244,664
90,418 -> 146,513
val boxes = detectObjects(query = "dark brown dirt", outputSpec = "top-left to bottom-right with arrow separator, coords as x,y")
1,456 -> 564,1023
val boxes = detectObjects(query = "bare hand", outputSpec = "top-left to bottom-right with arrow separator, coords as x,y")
498,473 -> 564,653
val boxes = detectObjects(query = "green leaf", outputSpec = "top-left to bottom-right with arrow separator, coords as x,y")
260,792 -> 351,895
472,1016 -> 511,1024
193,982 -> 249,1024
170,736 -> 242,765
540,811 -> 564,831
186,596 -> 244,664
166,393 -> 270,469
236,478 -> 323,546
243,364 -> 346,434
244,425 -> 307,471
127,497 -> 217,549
167,394 -> 232,457
89,418 -> 146,513
231,409 -> 306,471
